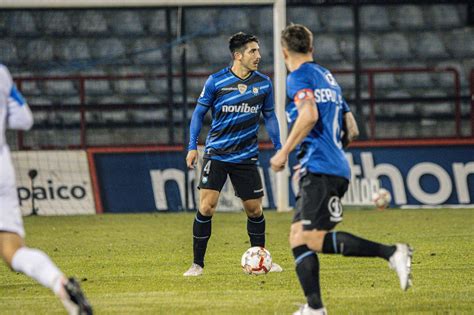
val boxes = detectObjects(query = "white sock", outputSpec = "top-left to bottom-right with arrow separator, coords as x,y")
11,247 -> 64,295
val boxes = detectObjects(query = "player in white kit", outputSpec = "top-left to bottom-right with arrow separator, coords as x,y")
0,65 -> 93,314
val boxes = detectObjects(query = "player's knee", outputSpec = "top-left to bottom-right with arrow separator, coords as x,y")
199,203 -> 216,216
289,223 -> 305,248
245,206 -> 262,218
304,230 -> 327,253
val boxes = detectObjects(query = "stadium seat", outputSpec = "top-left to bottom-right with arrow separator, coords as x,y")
59,39 -> 91,61
175,41 -> 201,65
132,108 -> 168,123
435,61 -> 466,90
109,11 -> 144,35
254,8 -> 273,35
360,6 -> 391,31
381,90 -> 416,117
419,89 -> 452,116
77,11 -> 108,35
258,35 -> 274,63
320,6 -> 353,32
428,5 -> 462,29
380,33 -> 411,60
413,33 -> 448,59
82,70 -> 113,96
0,40 -> 18,64
398,66 -> 433,89
333,72 -> 355,90
42,71 -> 77,96
113,75 -> 149,95
216,8 -> 251,34
185,8 -> 219,36
26,96 -> 54,106
287,7 -> 322,33
41,11 -> 73,35
148,10 -> 165,34
448,29 -> 474,58
373,72 -> 398,90
131,38 -> 165,65
199,35 -> 232,65
25,40 -> 54,62
314,35 -> 342,61
7,11 -> 38,36
392,5 -> 424,30
97,95 -> 127,105
148,77 -> 168,95
340,36 -> 378,61
91,38 -> 126,61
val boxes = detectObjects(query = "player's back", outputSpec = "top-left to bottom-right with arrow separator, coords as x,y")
286,62 -> 350,179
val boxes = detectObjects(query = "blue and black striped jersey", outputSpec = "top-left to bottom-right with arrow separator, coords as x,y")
197,67 -> 274,164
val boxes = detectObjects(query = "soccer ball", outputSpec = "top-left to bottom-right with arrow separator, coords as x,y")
372,188 -> 392,210
241,246 -> 272,275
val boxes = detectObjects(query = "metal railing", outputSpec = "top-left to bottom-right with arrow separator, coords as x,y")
13,67 -> 470,149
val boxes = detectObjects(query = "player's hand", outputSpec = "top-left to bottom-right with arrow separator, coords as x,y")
186,150 -> 198,169
270,150 -> 287,172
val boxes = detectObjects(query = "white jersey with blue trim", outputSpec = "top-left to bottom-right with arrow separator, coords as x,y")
286,62 -> 351,180
0,64 -> 34,148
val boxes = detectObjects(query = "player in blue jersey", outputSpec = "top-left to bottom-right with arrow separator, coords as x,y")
270,25 -> 413,314
183,32 -> 283,276
0,65 -> 92,314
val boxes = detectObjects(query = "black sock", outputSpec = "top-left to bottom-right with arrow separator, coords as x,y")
292,245 -> 323,310
247,214 -> 265,247
322,231 -> 396,260
193,211 -> 212,268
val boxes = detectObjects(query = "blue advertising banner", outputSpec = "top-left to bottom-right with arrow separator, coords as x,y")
92,145 -> 474,213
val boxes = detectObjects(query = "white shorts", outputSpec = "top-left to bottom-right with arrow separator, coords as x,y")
0,145 -> 25,238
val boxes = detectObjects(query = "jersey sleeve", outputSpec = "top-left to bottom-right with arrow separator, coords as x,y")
341,98 -> 351,113
261,80 -> 274,112
196,75 -> 215,107
286,71 -> 314,100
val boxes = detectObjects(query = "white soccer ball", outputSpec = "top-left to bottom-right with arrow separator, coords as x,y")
372,188 -> 392,210
241,246 -> 272,275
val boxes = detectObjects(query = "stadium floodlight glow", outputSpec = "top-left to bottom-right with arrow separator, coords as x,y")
3,0 -> 290,212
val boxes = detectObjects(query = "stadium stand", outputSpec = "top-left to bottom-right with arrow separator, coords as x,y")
3,4 -> 473,146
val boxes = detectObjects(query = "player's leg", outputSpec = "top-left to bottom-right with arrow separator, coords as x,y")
184,159 -> 227,276
0,232 -> 93,314
302,174 -> 413,291
228,163 -> 265,247
241,197 -> 265,247
290,183 -> 326,314
0,148 -> 92,314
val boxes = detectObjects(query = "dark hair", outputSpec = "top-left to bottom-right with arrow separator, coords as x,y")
229,32 -> 259,56
281,24 -> 313,54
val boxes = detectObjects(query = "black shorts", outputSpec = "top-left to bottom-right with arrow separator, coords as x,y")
198,158 -> 264,201
293,173 -> 349,231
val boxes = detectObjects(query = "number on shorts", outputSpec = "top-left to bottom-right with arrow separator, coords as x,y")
203,160 -> 211,174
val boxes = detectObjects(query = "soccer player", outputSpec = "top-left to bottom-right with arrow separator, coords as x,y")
183,32 -> 283,276
270,25 -> 413,314
0,64 -> 93,314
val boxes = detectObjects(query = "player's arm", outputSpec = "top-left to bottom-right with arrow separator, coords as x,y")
186,104 -> 209,169
270,89 -> 318,172
262,111 -> 282,150
186,75 -> 215,169
1,66 -> 34,131
261,80 -> 281,150
341,112 -> 359,148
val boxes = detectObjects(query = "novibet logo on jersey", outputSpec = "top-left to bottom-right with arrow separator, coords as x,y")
222,102 -> 259,113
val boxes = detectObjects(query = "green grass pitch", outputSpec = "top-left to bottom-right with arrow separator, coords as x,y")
1,208 -> 473,314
